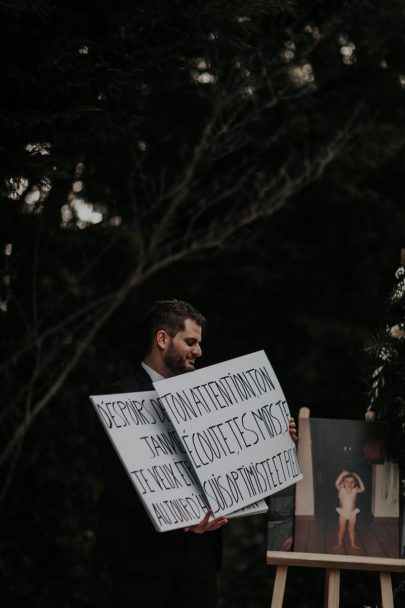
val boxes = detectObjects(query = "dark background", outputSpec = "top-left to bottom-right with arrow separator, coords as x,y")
1,1 -> 405,607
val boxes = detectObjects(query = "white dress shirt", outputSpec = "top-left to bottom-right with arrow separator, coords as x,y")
141,361 -> 165,384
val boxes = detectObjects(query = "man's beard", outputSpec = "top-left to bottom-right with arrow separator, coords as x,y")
163,343 -> 194,375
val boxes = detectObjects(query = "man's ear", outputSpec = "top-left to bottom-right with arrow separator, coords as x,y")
155,329 -> 169,351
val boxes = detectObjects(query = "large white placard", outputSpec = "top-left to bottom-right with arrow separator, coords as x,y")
90,390 -> 211,532
153,350 -> 302,517
90,389 -> 268,532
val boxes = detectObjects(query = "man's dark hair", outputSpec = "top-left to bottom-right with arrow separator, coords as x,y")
143,299 -> 205,355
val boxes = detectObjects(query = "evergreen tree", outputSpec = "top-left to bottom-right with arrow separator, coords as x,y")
366,258 -> 405,462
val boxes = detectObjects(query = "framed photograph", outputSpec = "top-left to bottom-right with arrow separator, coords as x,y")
294,416 -> 400,558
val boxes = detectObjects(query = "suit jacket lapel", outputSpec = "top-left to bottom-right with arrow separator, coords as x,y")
110,365 -> 154,393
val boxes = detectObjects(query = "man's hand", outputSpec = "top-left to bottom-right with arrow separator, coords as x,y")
289,417 -> 298,444
183,510 -> 228,534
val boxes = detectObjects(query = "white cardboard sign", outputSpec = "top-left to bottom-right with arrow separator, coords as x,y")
153,350 -> 302,517
90,389 -> 267,532
90,390 -> 211,532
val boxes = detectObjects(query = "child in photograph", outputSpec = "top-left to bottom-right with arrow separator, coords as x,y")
333,469 -> 365,550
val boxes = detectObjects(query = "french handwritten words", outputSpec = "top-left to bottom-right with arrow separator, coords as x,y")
153,350 -> 303,516
90,390 -> 212,531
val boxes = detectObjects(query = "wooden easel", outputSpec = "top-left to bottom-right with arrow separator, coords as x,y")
267,550 -> 405,608
268,403 -> 405,607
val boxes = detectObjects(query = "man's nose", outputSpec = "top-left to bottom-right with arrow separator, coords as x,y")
193,344 -> 202,358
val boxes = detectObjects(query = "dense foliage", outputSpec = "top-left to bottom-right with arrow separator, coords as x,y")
1,1 -> 405,606
367,264 -> 405,462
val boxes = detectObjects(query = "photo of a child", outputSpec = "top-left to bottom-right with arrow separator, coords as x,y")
294,416 -> 399,558
333,470 -> 365,550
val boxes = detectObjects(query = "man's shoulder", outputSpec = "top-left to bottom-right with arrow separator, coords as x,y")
110,365 -> 153,393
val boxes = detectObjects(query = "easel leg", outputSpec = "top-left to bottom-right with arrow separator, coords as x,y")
380,572 -> 394,608
270,565 -> 288,608
324,568 -> 340,608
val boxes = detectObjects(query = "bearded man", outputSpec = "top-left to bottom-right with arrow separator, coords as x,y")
95,299 -> 297,608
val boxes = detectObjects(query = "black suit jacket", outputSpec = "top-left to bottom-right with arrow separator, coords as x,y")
95,366 -> 222,575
